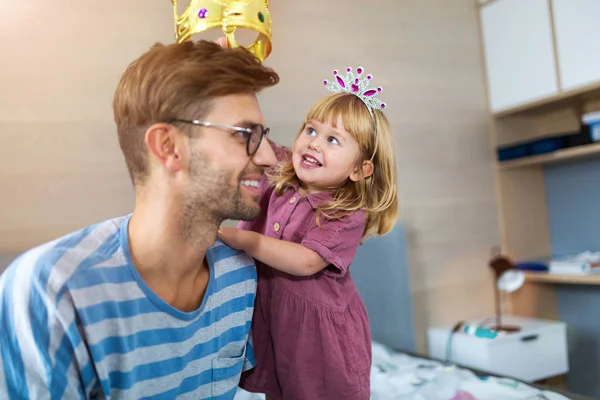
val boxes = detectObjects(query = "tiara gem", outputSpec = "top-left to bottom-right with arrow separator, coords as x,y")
323,66 -> 386,110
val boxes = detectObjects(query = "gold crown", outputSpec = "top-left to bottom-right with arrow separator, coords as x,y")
171,0 -> 272,61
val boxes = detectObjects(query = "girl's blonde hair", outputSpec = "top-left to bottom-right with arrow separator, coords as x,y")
270,92 -> 399,239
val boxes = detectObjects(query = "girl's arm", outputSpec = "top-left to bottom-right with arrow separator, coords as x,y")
218,228 -> 328,276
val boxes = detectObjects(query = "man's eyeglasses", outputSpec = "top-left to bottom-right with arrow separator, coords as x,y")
165,118 -> 270,157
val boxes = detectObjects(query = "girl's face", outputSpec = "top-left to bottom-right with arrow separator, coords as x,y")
291,116 -> 363,195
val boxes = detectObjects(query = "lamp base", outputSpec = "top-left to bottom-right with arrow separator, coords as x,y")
489,324 -> 521,333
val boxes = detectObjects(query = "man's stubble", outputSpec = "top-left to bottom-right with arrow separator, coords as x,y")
178,149 -> 261,245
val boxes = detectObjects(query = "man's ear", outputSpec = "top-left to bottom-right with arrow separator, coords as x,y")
349,160 -> 374,182
144,123 -> 187,173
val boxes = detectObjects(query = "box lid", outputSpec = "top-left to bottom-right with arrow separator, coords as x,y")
473,315 -> 565,345
429,316 -> 565,345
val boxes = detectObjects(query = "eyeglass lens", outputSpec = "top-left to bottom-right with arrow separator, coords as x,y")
247,125 -> 265,155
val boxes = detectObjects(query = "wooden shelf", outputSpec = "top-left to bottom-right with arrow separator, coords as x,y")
493,80 -> 600,118
525,272 -> 600,285
498,142 -> 600,170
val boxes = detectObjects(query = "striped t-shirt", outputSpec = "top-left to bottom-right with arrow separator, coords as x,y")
0,215 -> 257,399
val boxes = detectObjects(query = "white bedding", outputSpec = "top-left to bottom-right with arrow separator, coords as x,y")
234,341 -> 572,400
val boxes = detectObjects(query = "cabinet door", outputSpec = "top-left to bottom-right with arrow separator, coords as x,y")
480,0 -> 558,112
552,0 -> 600,92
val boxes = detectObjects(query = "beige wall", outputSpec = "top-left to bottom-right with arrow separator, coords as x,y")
0,0 -> 498,352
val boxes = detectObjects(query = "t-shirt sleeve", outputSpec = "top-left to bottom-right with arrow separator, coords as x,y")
0,256 -> 87,399
300,211 -> 367,277
243,331 -> 256,372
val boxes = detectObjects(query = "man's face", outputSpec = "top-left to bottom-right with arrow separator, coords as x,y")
179,93 -> 276,227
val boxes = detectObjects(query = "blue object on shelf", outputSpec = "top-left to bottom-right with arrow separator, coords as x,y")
588,121 -> 600,142
529,137 -> 564,156
515,261 -> 549,272
497,143 -> 529,161
497,136 -> 566,162
496,129 -> 585,162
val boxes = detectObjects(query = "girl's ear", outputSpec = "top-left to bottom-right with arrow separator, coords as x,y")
350,160 -> 374,182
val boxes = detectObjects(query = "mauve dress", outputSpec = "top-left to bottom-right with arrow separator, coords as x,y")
238,142 -> 372,400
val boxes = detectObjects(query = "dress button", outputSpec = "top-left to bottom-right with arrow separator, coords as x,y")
273,222 -> 280,232
289,197 -> 296,204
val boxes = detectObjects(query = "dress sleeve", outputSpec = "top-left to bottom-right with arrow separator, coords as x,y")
300,211 -> 367,277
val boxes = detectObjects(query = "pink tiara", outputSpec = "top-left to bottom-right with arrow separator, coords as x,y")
323,66 -> 386,111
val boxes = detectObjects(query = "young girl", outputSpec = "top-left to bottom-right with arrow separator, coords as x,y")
218,66 -> 398,400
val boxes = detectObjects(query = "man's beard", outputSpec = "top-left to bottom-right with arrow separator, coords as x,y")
178,151 -> 261,244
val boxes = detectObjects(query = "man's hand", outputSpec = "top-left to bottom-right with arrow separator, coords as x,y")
218,227 -> 253,250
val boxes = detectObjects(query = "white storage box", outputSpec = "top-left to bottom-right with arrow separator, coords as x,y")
427,315 -> 568,382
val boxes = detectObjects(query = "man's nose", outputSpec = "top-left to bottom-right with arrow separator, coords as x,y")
252,138 -> 277,168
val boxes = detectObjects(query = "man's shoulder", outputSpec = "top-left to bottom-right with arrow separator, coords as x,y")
205,240 -> 257,320
1,216 -> 129,300
208,239 -> 257,281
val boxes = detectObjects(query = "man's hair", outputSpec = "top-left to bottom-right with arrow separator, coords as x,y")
113,40 -> 280,186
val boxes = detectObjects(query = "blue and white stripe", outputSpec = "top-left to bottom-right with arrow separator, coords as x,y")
0,215 -> 257,399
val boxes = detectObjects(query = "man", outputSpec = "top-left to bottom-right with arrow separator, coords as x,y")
0,40 -> 279,399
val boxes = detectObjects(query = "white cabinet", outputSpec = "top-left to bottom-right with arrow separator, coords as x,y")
480,0 -> 558,112
427,316 -> 568,383
552,0 -> 600,92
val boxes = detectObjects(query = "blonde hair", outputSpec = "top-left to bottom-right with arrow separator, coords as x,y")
270,92 -> 399,239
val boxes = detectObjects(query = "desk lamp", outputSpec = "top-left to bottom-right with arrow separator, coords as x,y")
489,254 -> 525,333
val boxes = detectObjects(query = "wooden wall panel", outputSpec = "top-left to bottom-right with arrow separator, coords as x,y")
0,0 -> 499,353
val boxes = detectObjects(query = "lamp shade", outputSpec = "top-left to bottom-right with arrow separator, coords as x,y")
497,269 -> 525,293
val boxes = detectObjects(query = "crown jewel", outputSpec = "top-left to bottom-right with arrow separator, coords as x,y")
323,66 -> 386,111
170,0 -> 272,61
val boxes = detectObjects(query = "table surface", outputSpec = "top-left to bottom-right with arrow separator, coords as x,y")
524,271 -> 600,285
407,350 -> 593,400
542,387 -> 594,400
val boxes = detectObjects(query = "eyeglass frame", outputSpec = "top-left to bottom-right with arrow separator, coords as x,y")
165,118 -> 270,157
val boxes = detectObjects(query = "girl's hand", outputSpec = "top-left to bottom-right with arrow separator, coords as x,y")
216,37 -> 229,49
218,227 -> 251,250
